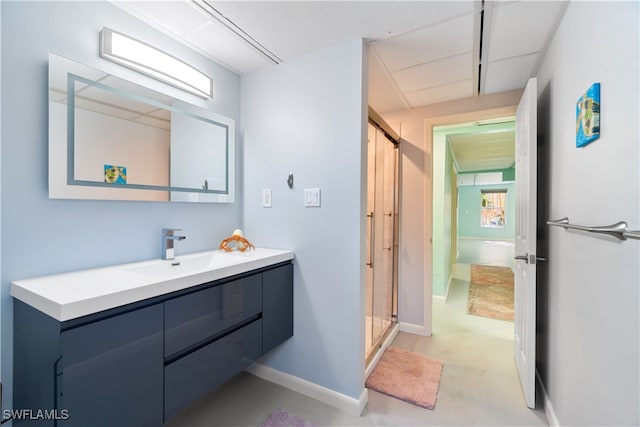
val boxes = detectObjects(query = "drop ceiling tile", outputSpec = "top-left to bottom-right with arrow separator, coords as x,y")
393,52 -> 473,93
74,97 -> 140,121
82,85 -> 162,115
185,21 -> 273,73
148,108 -> 171,121
368,48 -> 409,113
373,11 -> 475,72
113,0 -> 566,111
212,1 -> 475,63
405,79 -> 474,107
487,1 -> 567,61
483,53 -> 539,94
133,115 -> 171,130
101,76 -> 173,105
115,2 -> 210,37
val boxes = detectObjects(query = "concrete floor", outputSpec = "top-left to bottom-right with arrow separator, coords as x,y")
166,274 -> 548,427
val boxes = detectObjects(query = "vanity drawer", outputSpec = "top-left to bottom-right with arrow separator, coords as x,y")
164,274 -> 262,357
164,319 -> 262,421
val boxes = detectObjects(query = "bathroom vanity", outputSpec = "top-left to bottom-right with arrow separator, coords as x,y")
11,248 -> 293,426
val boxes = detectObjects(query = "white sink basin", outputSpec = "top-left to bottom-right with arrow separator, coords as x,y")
11,247 -> 294,321
126,252 -> 243,279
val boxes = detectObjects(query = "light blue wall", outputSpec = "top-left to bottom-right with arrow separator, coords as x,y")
458,183 -> 515,240
431,132 -> 453,297
1,1 -> 242,410
242,40 -> 367,400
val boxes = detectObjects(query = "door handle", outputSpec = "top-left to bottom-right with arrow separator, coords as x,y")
514,254 -> 529,263
514,254 -> 547,264
366,212 -> 374,267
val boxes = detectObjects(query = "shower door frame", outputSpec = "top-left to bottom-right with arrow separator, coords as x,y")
365,107 -> 399,366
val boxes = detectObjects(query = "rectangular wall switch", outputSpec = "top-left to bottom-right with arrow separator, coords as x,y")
304,188 -> 321,207
262,189 -> 272,208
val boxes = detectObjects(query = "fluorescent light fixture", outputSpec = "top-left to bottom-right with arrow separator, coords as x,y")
100,28 -> 212,99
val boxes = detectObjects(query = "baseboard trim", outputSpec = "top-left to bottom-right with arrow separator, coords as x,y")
433,274 -> 453,304
398,321 -> 430,336
536,369 -> 559,426
453,263 -> 471,281
246,363 -> 368,417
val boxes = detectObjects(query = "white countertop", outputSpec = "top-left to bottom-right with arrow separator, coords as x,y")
11,248 -> 294,322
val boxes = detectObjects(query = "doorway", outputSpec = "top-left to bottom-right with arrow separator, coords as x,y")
432,118 -> 516,303
423,106 -> 518,335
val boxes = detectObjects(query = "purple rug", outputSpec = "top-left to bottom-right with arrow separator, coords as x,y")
260,409 -> 317,427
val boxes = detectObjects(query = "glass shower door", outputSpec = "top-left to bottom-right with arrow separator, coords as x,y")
366,121 -> 398,363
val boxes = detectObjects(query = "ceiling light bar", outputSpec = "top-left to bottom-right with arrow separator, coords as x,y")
100,27 -> 213,99
192,0 -> 283,65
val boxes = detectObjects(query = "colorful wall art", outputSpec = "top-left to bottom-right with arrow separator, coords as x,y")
104,164 -> 127,184
576,83 -> 601,147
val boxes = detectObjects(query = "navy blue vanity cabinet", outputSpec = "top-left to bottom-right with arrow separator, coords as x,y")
14,260 -> 294,426
163,274 -> 263,420
13,301 -> 63,426
164,274 -> 262,358
262,263 -> 294,355
57,304 -> 164,427
13,301 -> 163,427
164,320 -> 262,420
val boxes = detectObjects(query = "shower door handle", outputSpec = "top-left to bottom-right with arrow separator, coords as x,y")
383,212 -> 393,250
366,212 -> 374,267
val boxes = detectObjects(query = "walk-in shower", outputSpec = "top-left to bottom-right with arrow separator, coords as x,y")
365,108 -> 399,365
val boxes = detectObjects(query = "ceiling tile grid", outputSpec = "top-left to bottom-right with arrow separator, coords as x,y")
405,79 -> 474,108
486,1 -> 568,62
483,53 -> 540,94
372,12 -> 475,72
113,0 -> 569,113
393,51 -> 474,93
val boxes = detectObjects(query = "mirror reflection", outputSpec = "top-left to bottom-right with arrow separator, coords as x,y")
48,53 -> 235,203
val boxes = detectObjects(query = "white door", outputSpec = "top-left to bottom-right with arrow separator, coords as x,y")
514,77 -> 538,409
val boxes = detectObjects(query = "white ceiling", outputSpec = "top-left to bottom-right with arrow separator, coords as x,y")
111,1 -> 567,173
114,1 -> 569,114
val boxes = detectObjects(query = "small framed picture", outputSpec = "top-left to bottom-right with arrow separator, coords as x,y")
576,83 -> 600,147
104,164 -> 127,184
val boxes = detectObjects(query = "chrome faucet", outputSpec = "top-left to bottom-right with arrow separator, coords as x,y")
162,228 -> 186,260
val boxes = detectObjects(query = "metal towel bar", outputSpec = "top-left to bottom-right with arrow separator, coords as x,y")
547,217 -> 640,241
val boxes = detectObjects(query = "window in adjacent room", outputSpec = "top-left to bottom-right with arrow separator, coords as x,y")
481,189 -> 507,228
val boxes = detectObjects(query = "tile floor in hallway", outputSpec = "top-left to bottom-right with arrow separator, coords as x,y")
167,276 -> 547,427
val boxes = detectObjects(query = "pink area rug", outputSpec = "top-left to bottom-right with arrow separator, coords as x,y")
365,347 -> 443,410
261,409 -> 317,427
467,264 -> 514,321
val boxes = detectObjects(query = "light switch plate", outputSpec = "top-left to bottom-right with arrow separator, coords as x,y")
304,188 -> 321,207
262,189 -> 272,208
